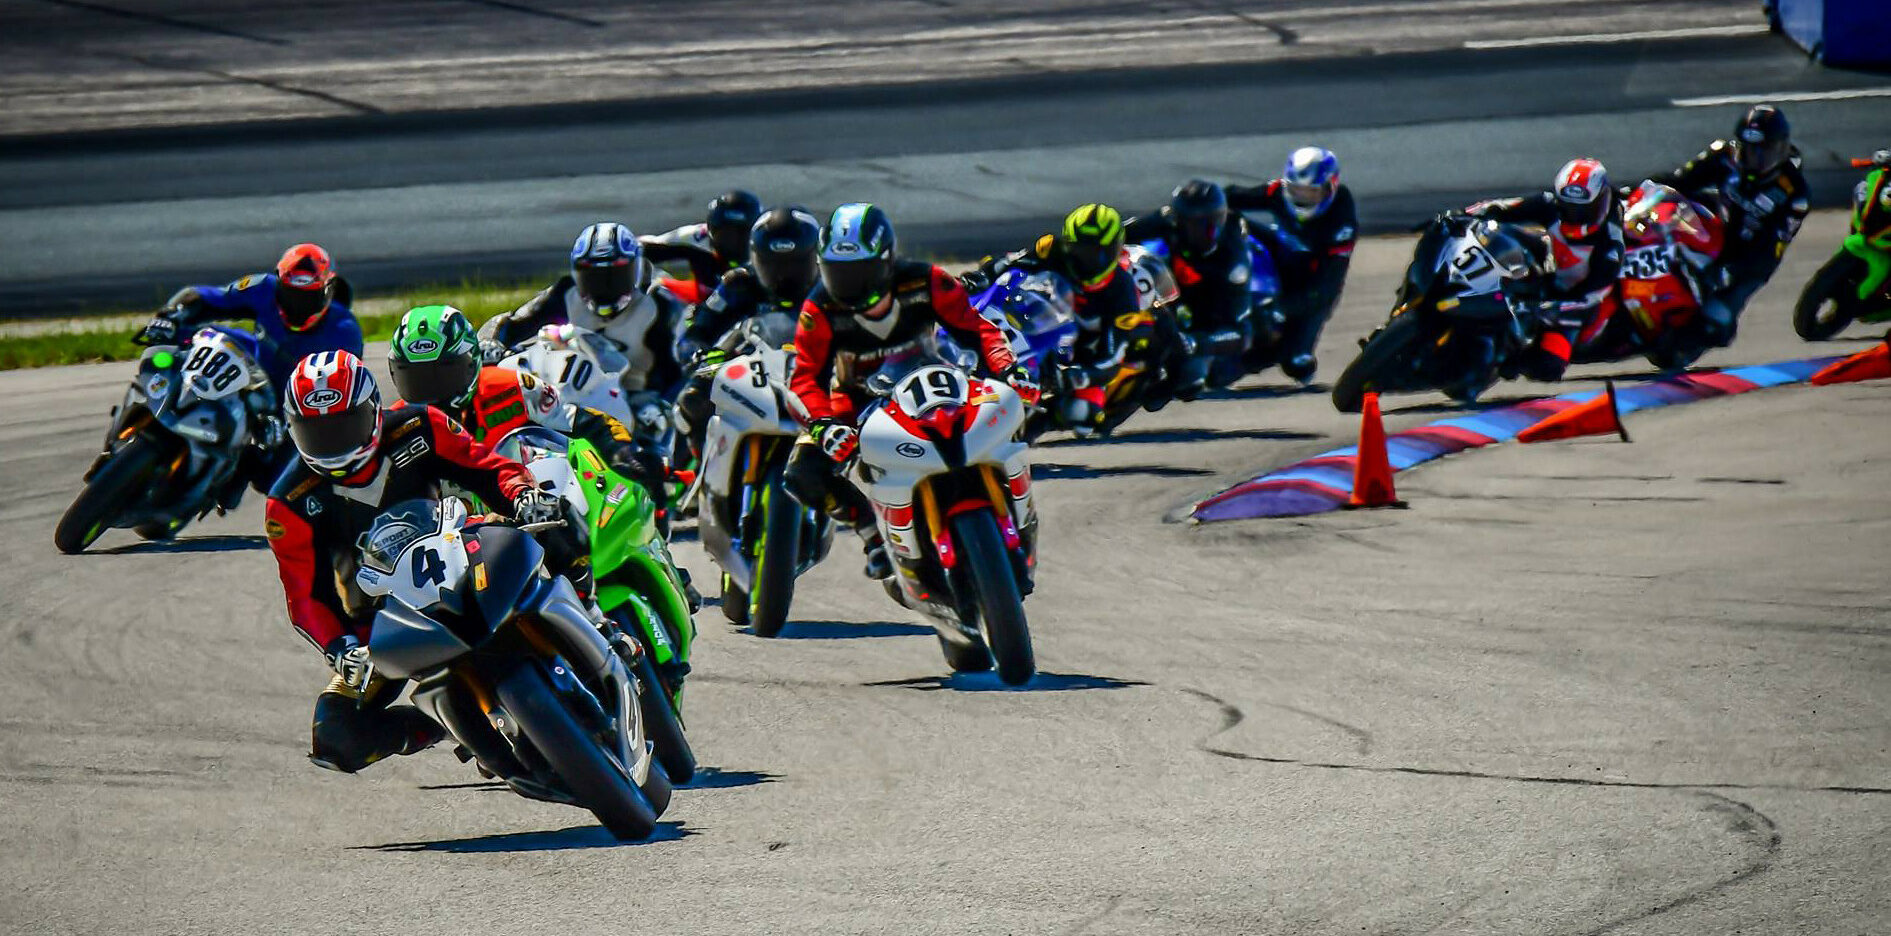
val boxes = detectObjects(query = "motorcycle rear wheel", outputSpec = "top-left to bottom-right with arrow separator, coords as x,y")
1332,313 -> 1422,414
1794,252 -> 1866,341
748,473 -> 802,638
55,434 -> 169,554
951,509 -> 1034,686
495,661 -> 662,841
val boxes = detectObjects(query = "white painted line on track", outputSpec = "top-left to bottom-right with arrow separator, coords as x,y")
1671,87 -> 1891,107
1464,24 -> 1770,49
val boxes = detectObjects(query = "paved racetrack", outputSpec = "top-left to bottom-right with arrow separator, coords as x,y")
2,205 -> 1886,934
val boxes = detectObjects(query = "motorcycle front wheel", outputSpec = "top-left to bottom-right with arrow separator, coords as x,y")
1332,312 -> 1424,414
748,472 -> 802,639
1794,251 -> 1866,341
495,661 -> 663,841
951,509 -> 1034,686
55,433 -> 171,554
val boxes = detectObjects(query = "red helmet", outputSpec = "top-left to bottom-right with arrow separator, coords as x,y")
275,243 -> 337,333
285,350 -> 381,478
1553,158 -> 1611,235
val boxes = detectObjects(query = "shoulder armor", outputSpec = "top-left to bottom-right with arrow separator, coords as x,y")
1033,234 -> 1055,258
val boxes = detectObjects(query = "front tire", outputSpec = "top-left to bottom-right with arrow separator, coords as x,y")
951,509 -> 1034,686
1332,313 -> 1423,414
1794,252 -> 1866,341
494,662 -> 661,841
628,640 -> 696,784
748,473 -> 802,638
56,434 -> 169,554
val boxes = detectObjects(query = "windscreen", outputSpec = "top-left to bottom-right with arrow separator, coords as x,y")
356,498 -> 440,575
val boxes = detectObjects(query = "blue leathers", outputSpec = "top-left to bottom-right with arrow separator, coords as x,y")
157,273 -> 364,393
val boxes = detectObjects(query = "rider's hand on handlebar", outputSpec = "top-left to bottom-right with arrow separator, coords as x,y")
476,338 -> 509,365
324,635 -> 373,692
133,315 -> 180,346
1003,364 -> 1042,408
510,489 -> 564,525
808,417 -> 858,466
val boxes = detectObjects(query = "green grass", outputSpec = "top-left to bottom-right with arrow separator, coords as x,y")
0,276 -> 549,371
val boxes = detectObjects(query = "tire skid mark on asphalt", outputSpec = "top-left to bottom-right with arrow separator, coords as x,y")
1181,686 -> 1794,934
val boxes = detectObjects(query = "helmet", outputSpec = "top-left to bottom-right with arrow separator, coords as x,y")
750,206 -> 821,304
1169,179 -> 1229,256
1733,104 -> 1790,179
1281,146 -> 1341,221
1553,157 -> 1612,232
389,305 -> 482,409
570,222 -> 651,317
274,243 -> 336,332
818,203 -> 897,314
285,350 -> 382,478
1058,203 -> 1125,290
706,190 -> 765,265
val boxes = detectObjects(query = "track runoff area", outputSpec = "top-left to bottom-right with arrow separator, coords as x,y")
4,19 -> 1891,936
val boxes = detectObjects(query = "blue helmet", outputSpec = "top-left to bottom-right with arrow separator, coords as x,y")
1281,146 -> 1341,221
569,221 -> 650,316
818,203 -> 897,313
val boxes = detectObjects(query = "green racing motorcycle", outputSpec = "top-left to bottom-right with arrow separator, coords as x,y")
1795,150 -> 1891,340
493,426 -> 698,783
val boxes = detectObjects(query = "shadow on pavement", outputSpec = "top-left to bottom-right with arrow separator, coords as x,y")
95,534 -> 269,554
1035,462 -> 1214,480
764,620 -> 933,639
864,672 -> 1150,693
1042,427 -> 1319,447
682,767 -> 781,789
353,821 -> 691,853
1207,382 -> 1327,400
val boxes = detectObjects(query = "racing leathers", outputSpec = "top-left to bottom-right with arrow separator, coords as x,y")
1228,181 -> 1358,380
1663,140 -> 1811,341
675,266 -> 808,459
640,223 -> 742,302
1465,193 -> 1625,381
1123,209 -> 1255,397
783,262 -> 1016,532
970,236 -> 1146,425
264,404 -> 535,773
137,272 -> 365,494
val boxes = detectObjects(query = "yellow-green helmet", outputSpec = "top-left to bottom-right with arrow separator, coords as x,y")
1059,203 -> 1125,288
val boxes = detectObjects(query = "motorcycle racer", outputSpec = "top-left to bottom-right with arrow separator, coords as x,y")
1662,104 -> 1811,344
1125,179 -> 1255,399
1465,157 -> 1626,381
264,350 -> 552,774
784,203 -> 1025,579
641,190 -> 766,296
133,243 -> 365,493
1227,146 -> 1358,383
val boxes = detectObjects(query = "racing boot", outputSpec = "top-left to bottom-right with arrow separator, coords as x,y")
856,522 -> 893,580
676,566 -> 703,613
1281,352 -> 1318,385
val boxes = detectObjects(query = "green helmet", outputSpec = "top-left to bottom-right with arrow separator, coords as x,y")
389,305 -> 481,408
1059,203 -> 1125,289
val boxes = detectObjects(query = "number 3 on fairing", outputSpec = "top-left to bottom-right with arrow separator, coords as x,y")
896,366 -> 966,416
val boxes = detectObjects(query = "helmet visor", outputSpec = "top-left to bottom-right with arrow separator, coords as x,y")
276,282 -> 332,331
1285,181 -> 1331,216
575,261 -> 634,308
819,258 -> 893,311
1736,138 -> 1787,176
756,253 -> 818,302
1557,196 -> 1607,229
1065,244 -> 1119,287
709,224 -> 751,264
1177,211 -> 1225,254
389,352 -> 480,407
289,400 -> 379,463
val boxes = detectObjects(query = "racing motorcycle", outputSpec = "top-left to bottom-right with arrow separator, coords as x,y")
56,324 -> 275,553
492,426 -> 697,783
1135,232 -> 1285,385
1795,150 -> 1891,340
691,312 -> 834,637
854,358 -> 1038,685
963,269 -> 1082,437
1332,216 -> 1549,413
354,496 -> 672,840
1572,181 -> 1725,370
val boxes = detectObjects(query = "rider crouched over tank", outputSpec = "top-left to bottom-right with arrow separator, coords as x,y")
1125,180 -> 1256,402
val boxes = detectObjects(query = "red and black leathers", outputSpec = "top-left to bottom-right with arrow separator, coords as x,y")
1466,193 -> 1626,380
264,404 -> 533,655
790,260 -> 1015,424
1228,181 -> 1358,377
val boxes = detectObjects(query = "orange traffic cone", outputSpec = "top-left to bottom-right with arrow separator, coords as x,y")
1810,338 -> 1891,386
1346,392 -> 1404,509
1518,380 -> 1630,444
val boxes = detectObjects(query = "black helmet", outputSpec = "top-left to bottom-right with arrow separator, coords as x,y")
1733,104 -> 1791,179
749,206 -> 821,305
1170,178 -> 1229,256
818,203 -> 897,314
706,190 -> 764,265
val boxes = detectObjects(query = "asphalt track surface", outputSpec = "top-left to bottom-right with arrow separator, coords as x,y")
3,208 -> 1888,935
4,3 -> 1889,312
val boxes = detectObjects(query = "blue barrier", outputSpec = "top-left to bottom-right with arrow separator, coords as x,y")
1771,0 -> 1891,70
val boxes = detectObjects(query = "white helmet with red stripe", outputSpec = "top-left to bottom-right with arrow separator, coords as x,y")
1553,157 -> 1612,234
285,350 -> 382,477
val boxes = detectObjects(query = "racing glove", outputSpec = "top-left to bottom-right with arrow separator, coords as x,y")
476,338 -> 510,366
323,635 -> 373,692
134,315 -> 181,346
807,417 -> 859,466
511,488 -> 564,525
1003,364 -> 1042,408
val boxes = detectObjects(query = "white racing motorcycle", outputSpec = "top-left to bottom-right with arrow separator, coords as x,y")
692,312 -> 834,637
855,357 -> 1039,685
496,323 -> 675,469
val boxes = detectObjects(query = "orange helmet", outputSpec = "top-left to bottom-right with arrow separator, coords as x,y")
274,243 -> 337,332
